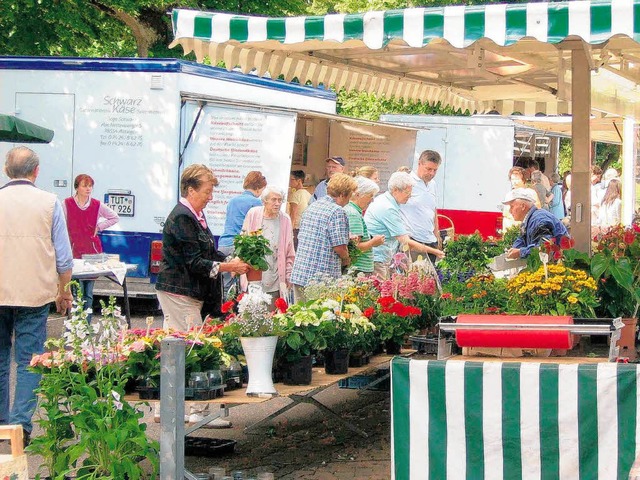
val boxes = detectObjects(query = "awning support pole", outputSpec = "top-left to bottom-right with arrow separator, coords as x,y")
622,117 -> 635,225
571,46 -> 592,254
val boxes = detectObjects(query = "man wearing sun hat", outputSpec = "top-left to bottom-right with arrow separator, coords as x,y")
309,156 -> 345,204
503,187 -> 568,259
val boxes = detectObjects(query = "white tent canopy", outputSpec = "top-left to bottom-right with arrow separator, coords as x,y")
170,0 -> 640,250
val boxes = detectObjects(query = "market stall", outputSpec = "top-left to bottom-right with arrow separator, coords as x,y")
169,0 -> 640,252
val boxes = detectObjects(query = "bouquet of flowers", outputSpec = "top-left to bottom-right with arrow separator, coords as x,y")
222,291 -> 283,337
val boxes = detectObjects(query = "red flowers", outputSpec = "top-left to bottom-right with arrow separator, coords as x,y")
363,307 -> 375,318
274,297 -> 288,313
624,230 -> 636,245
376,296 -> 421,317
559,235 -> 575,250
221,300 -> 235,314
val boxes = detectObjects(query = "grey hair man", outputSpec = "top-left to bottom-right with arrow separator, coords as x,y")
503,188 -> 568,259
399,150 -> 445,263
309,156 -> 345,204
365,171 -> 444,279
0,146 -> 74,446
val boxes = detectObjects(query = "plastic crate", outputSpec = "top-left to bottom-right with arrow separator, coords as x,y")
185,386 -> 224,400
136,386 -> 160,400
409,336 -> 453,355
184,437 -> 237,457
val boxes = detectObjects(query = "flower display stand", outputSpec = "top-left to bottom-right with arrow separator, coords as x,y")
0,425 -> 28,480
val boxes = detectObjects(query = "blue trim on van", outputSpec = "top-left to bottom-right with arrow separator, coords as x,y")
0,56 -> 336,100
99,230 -> 163,280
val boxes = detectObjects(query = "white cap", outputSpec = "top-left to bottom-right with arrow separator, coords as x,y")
603,168 -> 619,182
502,188 -> 537,204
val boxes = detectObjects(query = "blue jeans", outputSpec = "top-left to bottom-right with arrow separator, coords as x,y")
0,304 -> 49,434
72,280 -> 95,321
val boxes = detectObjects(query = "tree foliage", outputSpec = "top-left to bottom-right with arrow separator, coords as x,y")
0,0 -> 309,59
336,89 -> 468,119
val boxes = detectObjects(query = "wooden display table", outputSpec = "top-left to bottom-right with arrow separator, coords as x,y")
0,426 -> 28,480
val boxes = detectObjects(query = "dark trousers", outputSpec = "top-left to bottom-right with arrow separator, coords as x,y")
410,238 -> 439,264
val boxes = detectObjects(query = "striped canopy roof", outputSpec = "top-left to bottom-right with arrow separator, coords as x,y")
171,0 -> 640,118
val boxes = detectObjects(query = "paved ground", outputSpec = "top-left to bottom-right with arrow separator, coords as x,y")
5,299 -> 394,479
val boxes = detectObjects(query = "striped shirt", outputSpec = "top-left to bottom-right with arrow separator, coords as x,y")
344,202 -> 373,273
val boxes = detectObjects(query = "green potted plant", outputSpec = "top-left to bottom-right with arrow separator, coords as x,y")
233,229 -> 273,282
591,225 -> 640,357
272,299 -> 327,385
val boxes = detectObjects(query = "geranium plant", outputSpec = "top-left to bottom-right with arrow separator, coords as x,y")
233,229 -> 273,271
371,296 -> 422,346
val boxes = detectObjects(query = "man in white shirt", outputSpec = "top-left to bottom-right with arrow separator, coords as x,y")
399,150 -> 444,263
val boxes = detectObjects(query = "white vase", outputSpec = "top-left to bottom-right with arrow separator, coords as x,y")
240,336 -> 278,396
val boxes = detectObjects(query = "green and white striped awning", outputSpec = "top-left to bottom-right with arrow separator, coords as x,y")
170,0 -> 640,117
391,357 -> 640,480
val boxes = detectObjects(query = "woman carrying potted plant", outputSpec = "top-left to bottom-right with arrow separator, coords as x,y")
240,185 -> 295,306
155,164 -> 250,330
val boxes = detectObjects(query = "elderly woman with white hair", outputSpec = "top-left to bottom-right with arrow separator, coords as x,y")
241,185 -> 295,302
365,171 -> 444,279
344,176 -> 386,274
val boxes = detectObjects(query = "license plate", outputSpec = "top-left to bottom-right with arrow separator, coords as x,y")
105,193 -> 135,217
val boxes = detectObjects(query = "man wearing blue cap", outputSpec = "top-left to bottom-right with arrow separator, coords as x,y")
309,156 -> 345,204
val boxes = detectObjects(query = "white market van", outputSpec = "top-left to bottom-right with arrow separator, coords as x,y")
380,114 -> 561,239
0,57 -> 421,296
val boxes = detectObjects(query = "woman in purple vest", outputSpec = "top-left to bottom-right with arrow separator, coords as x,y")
63,174 -> 119,319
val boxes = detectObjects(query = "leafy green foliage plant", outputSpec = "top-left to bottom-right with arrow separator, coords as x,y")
233,230 -> 273,271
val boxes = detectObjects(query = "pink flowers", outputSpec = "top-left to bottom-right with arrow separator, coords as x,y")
129,340 -> 148,353
377,272 -> 436,300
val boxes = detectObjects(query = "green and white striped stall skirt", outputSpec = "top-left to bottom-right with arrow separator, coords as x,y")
391,357 -> 640,480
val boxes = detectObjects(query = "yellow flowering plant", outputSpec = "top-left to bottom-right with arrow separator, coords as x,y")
506,264 -> 598,317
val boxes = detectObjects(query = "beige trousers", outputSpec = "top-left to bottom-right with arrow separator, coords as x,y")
156,290 -> 203,331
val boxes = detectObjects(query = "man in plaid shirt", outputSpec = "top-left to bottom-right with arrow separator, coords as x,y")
291,173 -> 358,303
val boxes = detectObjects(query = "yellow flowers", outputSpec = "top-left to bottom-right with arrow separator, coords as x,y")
507,265 -> 598,316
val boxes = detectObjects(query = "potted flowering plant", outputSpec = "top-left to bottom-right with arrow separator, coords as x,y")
591,225 -> 640,358
272,298 -> 327,384
505,264 -> 598,317
29,292 -> 159,479
371,296 -> 422,354
233,229 -> 273,282
313,299 -> 376,374
439,274 -> 510,316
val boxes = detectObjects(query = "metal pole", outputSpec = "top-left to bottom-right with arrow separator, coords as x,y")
160,338 -> 186,480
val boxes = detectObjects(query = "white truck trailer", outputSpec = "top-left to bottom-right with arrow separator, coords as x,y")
381,114 -> 561,239
0,57 -> 420,296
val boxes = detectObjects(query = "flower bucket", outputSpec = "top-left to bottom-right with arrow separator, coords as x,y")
280,355 -> 313,385
240,336 -> 278,396
246,268 -> 263,283
620,318 -> 638,360
324,349 -> 350,375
